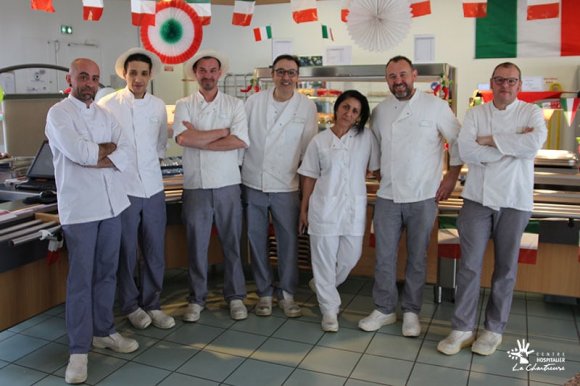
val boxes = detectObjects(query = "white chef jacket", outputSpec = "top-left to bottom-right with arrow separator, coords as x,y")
45,95 -> 131,225
371,91 -> 461,203
458,99 -> 546,212
298,128 -> 379,236
173,91 -> 250,189
241,88 -> 318,192
98,88 -> 167,198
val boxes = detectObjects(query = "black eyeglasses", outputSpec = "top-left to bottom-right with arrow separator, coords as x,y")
492,77 -> 519,86
273,68 -> 298,78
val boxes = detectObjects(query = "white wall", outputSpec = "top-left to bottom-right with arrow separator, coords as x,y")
1,0 -> 578,121
0,0 -> 139,93
191,0 -> 579,121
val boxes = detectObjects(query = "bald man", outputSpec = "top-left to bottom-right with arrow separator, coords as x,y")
45,58 -> 139,384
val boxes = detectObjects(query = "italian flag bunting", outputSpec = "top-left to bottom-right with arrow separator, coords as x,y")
232,0 -> 255,27
291,0 -> 318,24
410,0 -> 432,17
341,0 -> 350,22
253,25 -> 272,42
561,97 -> 580,125
186,0 -> 211,26
321,25 -> 334,41
82,0 -> 104,21
527,0 -> 560,20
518,221 -> 539,264
131,0 -> 156,27
438,216 -> 539,264
438,216 -> 461,260
463,0 -> 488,17
475,0 -> 580,58
31,0 -> 55,13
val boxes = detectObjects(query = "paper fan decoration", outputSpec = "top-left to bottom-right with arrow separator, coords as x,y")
140,0 -> 203,64
347,0 -> 411,52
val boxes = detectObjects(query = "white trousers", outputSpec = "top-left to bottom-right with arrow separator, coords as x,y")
309,234 -> 363,315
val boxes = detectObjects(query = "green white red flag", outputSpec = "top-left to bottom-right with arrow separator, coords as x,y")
131,0 -> 156,27
31,0 -> 54,13
475,0 -> 580,58
463,0 -> 488,17
253,25 -> 272,42
527,0 -> 559,20
232,0 -> 255,26
321,25 -> 334,41
341,0 -> 350,22
186,0 -> 211,26
410,0 -> 431,17
82,0 -> 103,21
291,0 -> 318,24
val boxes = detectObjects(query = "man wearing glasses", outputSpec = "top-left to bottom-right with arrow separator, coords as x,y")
241,54 -> 317,317
438,62 -> 546,356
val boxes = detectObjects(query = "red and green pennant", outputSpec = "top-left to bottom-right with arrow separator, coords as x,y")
253,25 -> 272,42
232,0 -> 255,27
321,25 -> 334,41
437,216 -> 540,264
82,0 -> 103,22
291,0 -> 318,24
185,0 -> 211,26
31,0 -> 55,13
561,97 -> 580,125
131,0 -> 156,27
410,0 -> 432,17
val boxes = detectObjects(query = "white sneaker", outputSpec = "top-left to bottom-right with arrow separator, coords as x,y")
230,299 -> 248,320
321,313 -> 339,332
183,303 -> 204,323
437,330 -> 475,355
308,278 -> 317,295
92,332 -> 139,353
147,310 -> 175,329
65,353 -> 87,384
255,296 -> 272,316
127,308 -> 152,330
279,292 -> 302,318
358,310 -> 396,332
472,330 -> 502,356
402,312 -> 421,337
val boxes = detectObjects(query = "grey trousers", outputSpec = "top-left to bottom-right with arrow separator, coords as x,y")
243,186 -> 300,297
372,197 -> 437,314
452,199 -> 531,333
62,216 -> 121,354
117,192 -> 167,315
182,185 -> 246,305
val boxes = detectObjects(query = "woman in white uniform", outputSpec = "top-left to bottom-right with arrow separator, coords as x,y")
298,90 -> 379,332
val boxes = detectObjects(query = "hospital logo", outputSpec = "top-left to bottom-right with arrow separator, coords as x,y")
508,339 -> 566,372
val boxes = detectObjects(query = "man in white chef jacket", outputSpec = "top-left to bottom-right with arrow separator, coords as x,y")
46,58 -> 138,384
99,48 -> 175,331
241,54 -> 318,318
438,62 -> 546,356
359,55 -> 462,337
173,50 -> 250,322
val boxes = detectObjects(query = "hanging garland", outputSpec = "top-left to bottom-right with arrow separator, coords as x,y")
140,0 -> 203,65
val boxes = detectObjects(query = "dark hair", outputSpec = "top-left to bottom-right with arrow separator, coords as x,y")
193,56 -> 222,71
124,53 -> 152,73
492,62 -> 522,79
386,55 -> 414,70
333,90 -> 370,134
272,54 -> 300,70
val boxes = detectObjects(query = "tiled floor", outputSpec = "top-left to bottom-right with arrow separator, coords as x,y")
0,268 -> 578,385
